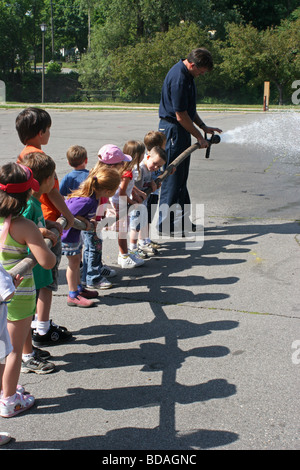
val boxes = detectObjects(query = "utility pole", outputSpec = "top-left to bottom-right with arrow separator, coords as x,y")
40,23 -> 47,103
50,0 -> 54,58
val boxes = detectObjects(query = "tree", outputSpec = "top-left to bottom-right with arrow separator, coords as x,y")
216,0 -> 300,30
46,0 -> 88,56
78,0 -> 223,94
79,0 -> 99,50
220,17 -> 300,104
109,23 -> 212,100
0,0 -> 43,75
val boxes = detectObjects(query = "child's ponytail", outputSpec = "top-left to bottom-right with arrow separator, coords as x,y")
122,141 -> 145,174
67,167 -> 121,199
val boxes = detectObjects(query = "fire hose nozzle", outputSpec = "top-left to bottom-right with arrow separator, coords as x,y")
209,134 -> 221,145
205,133 -> 221,158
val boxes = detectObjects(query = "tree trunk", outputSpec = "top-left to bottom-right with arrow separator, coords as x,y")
274,81 -> 284,105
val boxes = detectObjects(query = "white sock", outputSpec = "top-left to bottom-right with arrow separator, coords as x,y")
36,320 -> 50,335
31,314 -> 38,329
22,352 -> 34,362
129,243 -> 137,250
139,238 -> 150,245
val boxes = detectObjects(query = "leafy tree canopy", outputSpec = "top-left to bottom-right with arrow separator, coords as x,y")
1,1 -> 299,105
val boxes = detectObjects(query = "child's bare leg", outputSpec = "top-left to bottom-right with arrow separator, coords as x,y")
130,229 -> 138,247
0,363 -> 5,392
23,329 -> 33,355
36,288 -> 52,322
2,317 -> 32,398
118,234 -> 128,255
66,254 -> 81,291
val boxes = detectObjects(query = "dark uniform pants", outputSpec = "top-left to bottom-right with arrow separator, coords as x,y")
158,119 -> 191,233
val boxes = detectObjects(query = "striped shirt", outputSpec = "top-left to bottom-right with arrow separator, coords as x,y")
0,217 -> 36,321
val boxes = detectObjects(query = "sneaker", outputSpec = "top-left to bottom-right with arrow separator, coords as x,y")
0,432 -> 11,446
0,392 -> 35,418
1,384 -> 25,399
118,253 -> 144,268
32,321 -> 72,347
50,320 -> 68,331
21,356 -> 55,374
67,294 -> 94,308
129,248 -> 148,259
129,252 -> 145,266
138,242 -> 158,255
79,287 -> 99,299
101,265 -> 117,278
32,346 -> 51,360
31,319 -> 67,336
149,240 -> 162,249
87,276 -> 112,290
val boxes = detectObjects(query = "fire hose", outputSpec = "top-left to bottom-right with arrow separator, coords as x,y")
8,135 -> 221,278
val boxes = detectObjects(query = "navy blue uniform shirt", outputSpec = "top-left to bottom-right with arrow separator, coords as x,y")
159,59 -> 197,121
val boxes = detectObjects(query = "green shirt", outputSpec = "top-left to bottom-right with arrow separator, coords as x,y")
23,196 -> 53,290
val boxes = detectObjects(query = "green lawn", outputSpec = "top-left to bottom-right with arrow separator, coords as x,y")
0,102 -> 299,112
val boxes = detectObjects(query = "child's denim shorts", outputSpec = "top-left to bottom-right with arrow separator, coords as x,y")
129,209 -> 141,231
61,239 -> 83,256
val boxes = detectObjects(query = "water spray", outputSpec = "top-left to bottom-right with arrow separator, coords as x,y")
221,112 -> 300,158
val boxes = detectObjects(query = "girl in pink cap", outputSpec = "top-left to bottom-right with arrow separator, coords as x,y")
101,142 -> 147,268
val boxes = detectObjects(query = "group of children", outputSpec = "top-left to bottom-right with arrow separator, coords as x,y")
0,107 -> 168,438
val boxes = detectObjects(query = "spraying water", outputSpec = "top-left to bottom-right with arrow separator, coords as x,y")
221,112 -> 300,157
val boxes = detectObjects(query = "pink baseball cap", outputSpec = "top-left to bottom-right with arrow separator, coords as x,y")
98,144 -> 132,164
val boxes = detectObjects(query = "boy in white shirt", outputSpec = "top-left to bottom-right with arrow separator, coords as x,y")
129,146 -> 167,255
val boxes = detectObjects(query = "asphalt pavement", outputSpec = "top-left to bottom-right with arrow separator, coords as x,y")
0,108 -> 299,451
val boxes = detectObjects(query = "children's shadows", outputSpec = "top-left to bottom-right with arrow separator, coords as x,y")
204,220 -> 300,244
21,318 -> 239,449
31,318 -> 239,449
10,427 -> 238,450
57,318 -> 238,367
25,221 -> 295,450
98,231 -> 245,306
29,224 -> 248,450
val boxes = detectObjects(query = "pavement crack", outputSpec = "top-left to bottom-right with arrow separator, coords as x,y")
101,293 -> 300,320
295,234 -> 300,248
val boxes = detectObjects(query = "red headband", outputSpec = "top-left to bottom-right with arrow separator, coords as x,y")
0,165 -> 40,194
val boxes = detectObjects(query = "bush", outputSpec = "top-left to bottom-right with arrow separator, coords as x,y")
2,71 -> 81,102
46,61 -> 62,75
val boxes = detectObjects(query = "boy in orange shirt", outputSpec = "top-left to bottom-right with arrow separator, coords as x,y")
15,107 -> 74,346
16,107 -> 74,229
